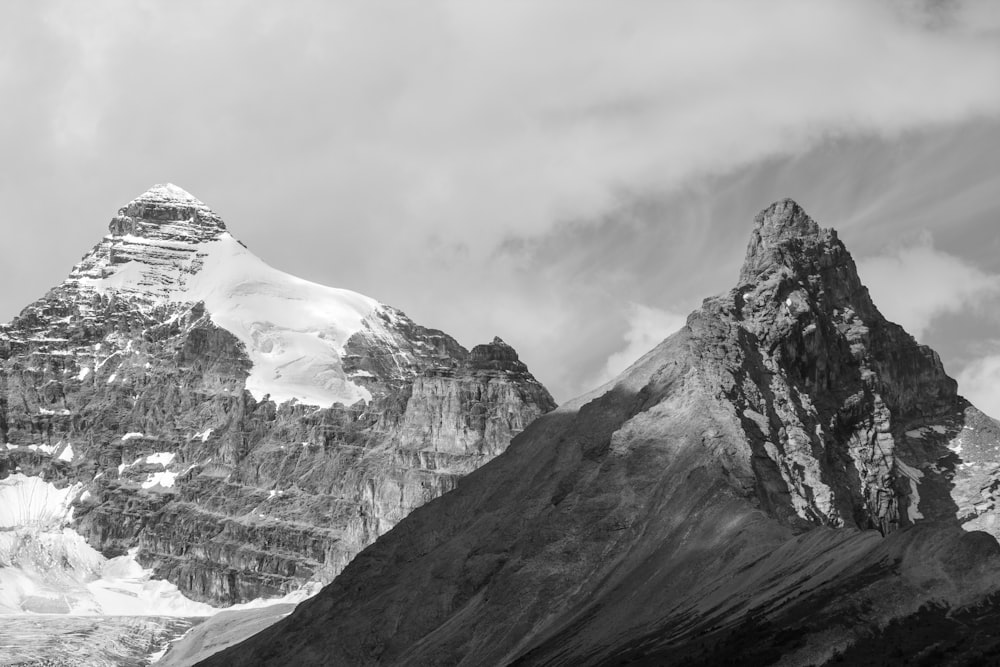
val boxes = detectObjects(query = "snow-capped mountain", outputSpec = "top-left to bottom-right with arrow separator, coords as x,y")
63,183 -> 424,407
0,182 -> 555,629
203,200 -> 1000,666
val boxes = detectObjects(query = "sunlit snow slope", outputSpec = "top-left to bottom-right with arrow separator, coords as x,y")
0,473 -> 217,615
0,472 -> 316,664
68,183 -> 379,407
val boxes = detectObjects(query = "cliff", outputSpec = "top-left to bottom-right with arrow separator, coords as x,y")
0,184 -> 555,607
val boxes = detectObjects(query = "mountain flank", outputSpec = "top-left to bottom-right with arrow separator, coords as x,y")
200,199 -> 1000,666
0,184 -> 555,607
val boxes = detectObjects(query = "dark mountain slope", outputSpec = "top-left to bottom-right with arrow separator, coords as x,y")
201,200 -> 1000,666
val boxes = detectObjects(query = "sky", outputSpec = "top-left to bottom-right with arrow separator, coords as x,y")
1,0 -> 1000,411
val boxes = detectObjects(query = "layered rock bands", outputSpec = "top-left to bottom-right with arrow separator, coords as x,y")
0,185 -> 555,605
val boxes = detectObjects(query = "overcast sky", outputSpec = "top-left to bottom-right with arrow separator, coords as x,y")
2,0 -> 1000,411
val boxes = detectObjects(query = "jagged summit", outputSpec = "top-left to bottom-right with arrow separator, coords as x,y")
134,182 -> 204,204
739,198 -> 836,284
754,198 -> 819,240
109,183 -> 226,239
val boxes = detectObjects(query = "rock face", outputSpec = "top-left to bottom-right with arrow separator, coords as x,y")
202,199 -> 1000,666
0,184 -> 555,606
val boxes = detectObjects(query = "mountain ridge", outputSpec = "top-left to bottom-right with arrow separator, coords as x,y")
199,198 -> 1000,666
0,184 -> 555,615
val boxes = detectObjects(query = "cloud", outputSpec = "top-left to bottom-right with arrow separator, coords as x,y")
957,352 -> 1000,419
857,234 -> 1000,340
592,303 -> 688,387
6,2 -> 1000,247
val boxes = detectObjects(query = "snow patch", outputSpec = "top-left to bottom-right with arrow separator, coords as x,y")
142,470 -> 178,490
146,452 -> 176,466
193,428 -> 213,442
122,432 -> 144,441
77,233 -> 378,408
896,459 -> 925,522
58,443 -> 74,462
0,475 -> 318,618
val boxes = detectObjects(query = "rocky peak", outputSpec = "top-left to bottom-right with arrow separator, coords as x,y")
107,183 -> 227,243
0,182 -> 557,619
734,198 -> 877,341
469,336 -> 527,372
54,185 -> 239,306
738,198 -> 836,285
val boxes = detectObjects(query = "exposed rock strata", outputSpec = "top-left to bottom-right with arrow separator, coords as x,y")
201,199 -> 1000,666
0,185 -> 555,606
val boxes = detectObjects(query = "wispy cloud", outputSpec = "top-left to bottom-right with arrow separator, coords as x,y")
856,233 -> 1000,340
590,303 -> 687,388
958,351 -> 1000,419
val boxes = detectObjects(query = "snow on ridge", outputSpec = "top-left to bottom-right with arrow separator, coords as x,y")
74,227 -> 379,408
133,182 -> 207,206
180,235 -> 377,407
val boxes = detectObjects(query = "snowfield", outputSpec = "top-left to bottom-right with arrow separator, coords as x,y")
71,185 -> 383,408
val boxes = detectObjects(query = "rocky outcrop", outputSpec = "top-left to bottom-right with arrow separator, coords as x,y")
201,199 -> 1000,666
0,184 -> 555,606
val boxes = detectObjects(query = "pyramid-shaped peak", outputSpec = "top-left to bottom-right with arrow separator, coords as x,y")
132,183 -> 206,206
753,199 -> 820,241
739,199 -> 834,284
111,183 -> 226,238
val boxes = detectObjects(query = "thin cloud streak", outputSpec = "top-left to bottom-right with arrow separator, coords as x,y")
857,234 -> 1000,341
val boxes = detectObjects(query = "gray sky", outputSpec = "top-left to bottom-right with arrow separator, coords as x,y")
2,0 -> 1000,410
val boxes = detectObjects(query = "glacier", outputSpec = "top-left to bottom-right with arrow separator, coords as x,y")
68,183 -> 383,408
0,473 -> 315,663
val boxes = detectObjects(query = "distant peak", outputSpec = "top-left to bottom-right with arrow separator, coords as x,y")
739,199 -> 832,283
110,183 -> 226,239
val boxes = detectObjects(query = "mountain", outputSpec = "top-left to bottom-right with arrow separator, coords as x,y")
202,199 -> 1000,666
0,184 -> 555,613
